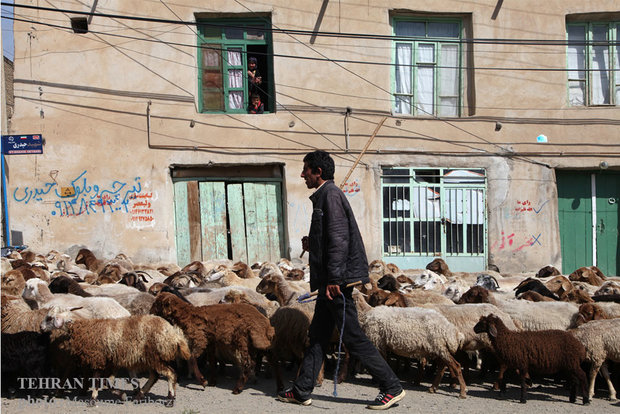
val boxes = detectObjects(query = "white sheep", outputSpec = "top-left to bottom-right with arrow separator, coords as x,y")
571,318 -> 620,401
22,278 -> 130,319
494,297 -> 579,330
360,305 -> 467,398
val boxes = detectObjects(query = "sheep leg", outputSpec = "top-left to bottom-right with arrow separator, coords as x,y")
519,373 -> 528,403
135,371 -> 158,400
574,365 -> 590,405
88,371 -> 101,406
429,363 -> 447,393
267,353 -> 284,391
600,363 -> 617,401
207,349 -> 218,386
495,364 -> 508,393
233,358 -> 254,394
444,356 -> 467,399
160,363 -> 177,406
188,356 -> 208,387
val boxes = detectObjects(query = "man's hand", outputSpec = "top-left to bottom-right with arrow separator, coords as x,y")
326,284 -> 342,301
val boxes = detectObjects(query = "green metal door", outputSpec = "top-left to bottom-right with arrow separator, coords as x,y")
174,179 -> 285,266
557,171 -> 619,276
595,172 -> 619,276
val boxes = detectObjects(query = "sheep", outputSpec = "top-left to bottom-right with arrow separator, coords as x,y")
48,275 -> 92,297
595,281 -> 620,296
1,269 -> 26,296
118,271 -> 151,291
2,293 -> 77,333
74,248 -> 103,272
513,278 -> 559,300
41,307 -> 191,405
494,298 -> 579,331
571,319 -> 620,400
574,303 -> 611,327
255,270 -> 312,311
187,286 -> 279,317
22,278 -> 130,319
55,259 -> 98,283
150,292 -> 274,394
475,273 -> 500,291
569,266 -> 606,286
473,314 -> 589,404
545,275 -> 573,296
360,305 -> 467,398
536,265 -> 561,278
457,286 -> 497,306
2,330 -> 51,395
517,290 -> 556,302
442,278 -> 471,302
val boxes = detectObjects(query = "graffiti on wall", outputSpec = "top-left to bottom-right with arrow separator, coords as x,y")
491,231 -> 543,252
341,179 -> 361,197
13,170 -> 147,220
514,200 -> 549,214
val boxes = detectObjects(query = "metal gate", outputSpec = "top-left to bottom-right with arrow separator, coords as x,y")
381,167 -> 487,271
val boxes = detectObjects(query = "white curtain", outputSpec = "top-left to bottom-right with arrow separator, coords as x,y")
227,48 -> 243,109
395,43 -> 412,114
228,91 -> 243,109
416,44 -> 435,115
227,49 -> 242,66
591,25 -> 610,105
439,44 -> 458,116
567,26 -> 586,106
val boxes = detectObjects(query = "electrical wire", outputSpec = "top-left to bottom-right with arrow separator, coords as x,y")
4,2 -> 620,46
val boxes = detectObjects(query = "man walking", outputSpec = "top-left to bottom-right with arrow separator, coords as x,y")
277,150 -> 405,410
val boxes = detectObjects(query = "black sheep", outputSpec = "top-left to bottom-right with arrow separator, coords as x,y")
48,275 -> 92,297
473,314 -> 589,404
513,277 -> 559,300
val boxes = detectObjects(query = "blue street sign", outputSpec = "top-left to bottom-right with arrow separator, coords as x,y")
1,134 -> 44,154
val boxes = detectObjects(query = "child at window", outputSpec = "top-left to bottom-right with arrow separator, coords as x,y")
248,93 -> 264,114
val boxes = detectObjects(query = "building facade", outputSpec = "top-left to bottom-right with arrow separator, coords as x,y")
4,1 -> 619,275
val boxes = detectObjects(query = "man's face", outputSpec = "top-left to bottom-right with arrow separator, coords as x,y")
301,162 -> 322,189
249,62 -> 256,70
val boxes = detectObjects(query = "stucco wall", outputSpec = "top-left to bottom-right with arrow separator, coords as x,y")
4,0 -> 618,272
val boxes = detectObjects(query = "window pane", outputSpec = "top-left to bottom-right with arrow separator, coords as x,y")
616,24 -> 620,104
395,21 -> 425,37
227,48 -> 242,66
416,66 -> 434,115
225,27 -> 244,39
201,25 -> 221,39
439,97 -> 458,116
418,44 -> 435,63
568,80 -> 585,106
246,29 -> 264,40
567,25 -> 586,79
203,46 -> 221,68
229,91 -> 243,109
591,25 -> 610,104
395,43 -> 412,94
440,44 -> 458,95
428,22 -> 459,38
228,69 -> 242,88
203,89 -> 224,111
394,95 -> 411,114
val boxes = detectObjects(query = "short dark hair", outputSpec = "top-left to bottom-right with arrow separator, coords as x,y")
303,150 -> 335,180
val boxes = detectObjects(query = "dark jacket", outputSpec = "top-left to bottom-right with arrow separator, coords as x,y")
307,180 -> 369,292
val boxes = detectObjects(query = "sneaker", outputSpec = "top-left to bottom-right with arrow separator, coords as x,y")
277,388 -> 312,406
366,389 -> 406,410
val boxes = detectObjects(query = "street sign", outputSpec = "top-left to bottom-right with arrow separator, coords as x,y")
1,134 -> 44,154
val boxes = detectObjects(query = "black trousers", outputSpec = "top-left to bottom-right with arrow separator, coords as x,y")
293,287 -> 402,398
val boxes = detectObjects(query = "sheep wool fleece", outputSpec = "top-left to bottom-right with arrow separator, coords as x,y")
294,180 -> 401,398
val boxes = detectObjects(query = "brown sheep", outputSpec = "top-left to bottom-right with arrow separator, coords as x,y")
150,292 -> 274,394
474,314 -> 589,404
231,261 -> 254,279
545,276 -> 573,296
574,303 -> 610,327
518,290 -> 557,302
536,265 -> 561,278
569,266 -> 605,286
457,286 -> 497,305
75,248 -> 103,272
426,258 -> 453,277
1,270 -> 26,296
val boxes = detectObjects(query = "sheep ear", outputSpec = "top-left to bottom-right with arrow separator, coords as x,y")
488,324 -> 497,338
385,296 -> 397,306
69,306 -> 83,311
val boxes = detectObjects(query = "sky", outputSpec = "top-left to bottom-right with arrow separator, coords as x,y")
2,1 -> 14,61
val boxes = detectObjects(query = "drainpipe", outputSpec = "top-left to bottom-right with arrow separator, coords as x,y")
146,100 -> 152,148
344,107 -> 352,152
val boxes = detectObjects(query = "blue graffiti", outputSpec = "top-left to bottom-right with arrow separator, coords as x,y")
13,170 -> 142,217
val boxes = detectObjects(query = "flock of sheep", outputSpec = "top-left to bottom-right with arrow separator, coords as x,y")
1,248 -> 619,407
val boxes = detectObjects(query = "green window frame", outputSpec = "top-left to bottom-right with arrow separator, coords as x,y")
198,19 -> 273,113
567,21 -> 620,106
392,18 -> 462,117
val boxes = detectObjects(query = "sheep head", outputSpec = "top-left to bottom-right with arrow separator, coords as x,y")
536,265 -> 561,278
594,281 -> 620,296
425,258 -> 452,277
40,306 -> 82,331
475,273 -> 500,291
256,273 -> 278,295
473,314 -> 501,338
1,270 -> 26,296
575,303 -> 609,326
368,259 -> 386,275
545,276 -> 573,295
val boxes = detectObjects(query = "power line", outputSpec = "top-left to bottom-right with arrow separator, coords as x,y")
5,15 -> 619,73
4,2 -> 620,46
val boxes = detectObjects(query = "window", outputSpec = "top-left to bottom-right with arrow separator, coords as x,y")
567,21 -> 620,106
392,19 -> 462,117
381,167 -> 486,270
198,19 -> 272,113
